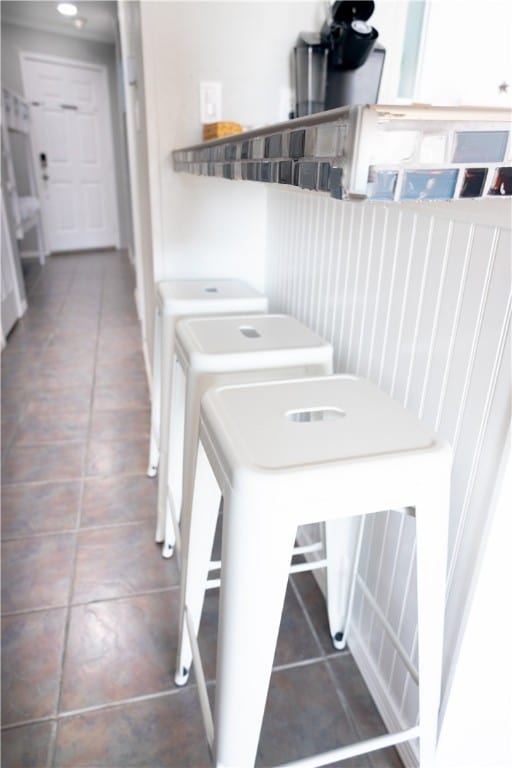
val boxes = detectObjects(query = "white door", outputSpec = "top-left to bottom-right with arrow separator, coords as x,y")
21,53 -> 119,253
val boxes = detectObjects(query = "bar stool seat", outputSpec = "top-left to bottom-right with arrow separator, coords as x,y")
163,313 -> 333,558
148,279 -> 268,544
175,374 -> 451,768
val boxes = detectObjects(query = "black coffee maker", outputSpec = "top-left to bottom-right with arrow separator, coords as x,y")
294,1 -> 385,117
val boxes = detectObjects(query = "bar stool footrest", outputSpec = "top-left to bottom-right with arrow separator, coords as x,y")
276,725 -> 420,768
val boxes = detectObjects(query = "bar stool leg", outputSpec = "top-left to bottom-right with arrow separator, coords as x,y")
147,306 -> 161,478
162,359 -> 186,558
415,481 -> 450,768
175,440 -> 221,686
215,493 -> 297,768
155,316 -> 177,543
163,371 -> 209,557
324,517 -> 360,650
35,214 -> 47,265
156,452 -> 168,544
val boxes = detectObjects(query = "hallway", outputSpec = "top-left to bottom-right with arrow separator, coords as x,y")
1,251 -> 402,768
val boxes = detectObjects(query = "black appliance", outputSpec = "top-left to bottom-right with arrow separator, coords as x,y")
294,1 -> 385,117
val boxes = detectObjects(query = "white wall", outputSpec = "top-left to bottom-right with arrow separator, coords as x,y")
416,0 -> 512,108
0,21 -> 131,250
138,0 -> 417,287
367,0 -> 410,103
139,0 -> 327,286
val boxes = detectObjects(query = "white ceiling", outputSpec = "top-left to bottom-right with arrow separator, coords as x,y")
1,1 -> 118,44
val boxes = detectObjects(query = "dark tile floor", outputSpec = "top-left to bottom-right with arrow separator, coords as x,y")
1,251 -> 403,768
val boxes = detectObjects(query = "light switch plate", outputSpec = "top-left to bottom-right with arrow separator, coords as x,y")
279,87 -> 294,121
200,81 -> 222,123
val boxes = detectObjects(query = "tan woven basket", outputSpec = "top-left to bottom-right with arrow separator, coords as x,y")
202,121 -> 243,141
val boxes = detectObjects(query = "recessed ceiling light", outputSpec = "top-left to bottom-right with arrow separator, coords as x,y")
73,17 -> 87,29
57,3 -> 78,17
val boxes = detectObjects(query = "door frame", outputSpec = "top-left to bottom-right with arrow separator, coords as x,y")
117,2 -> 154,380
19,50 -> 120,252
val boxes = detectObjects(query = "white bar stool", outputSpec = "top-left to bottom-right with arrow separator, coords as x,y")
148,279 -> 268,544
163,313 -> 333,559
175,374 -> 451,768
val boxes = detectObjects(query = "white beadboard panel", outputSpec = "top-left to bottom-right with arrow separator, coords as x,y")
419,220 -> 474,431
264,187 -> 511,759
437,225 -> 499,450
352,514 -> 372,631
402,216 -> 453,416
377,514 -> 414,674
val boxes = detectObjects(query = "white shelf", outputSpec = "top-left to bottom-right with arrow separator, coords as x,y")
172,104 -> 512,202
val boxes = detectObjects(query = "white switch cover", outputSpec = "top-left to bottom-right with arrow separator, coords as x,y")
200,81 -> 222,123
279,87 -> 294,122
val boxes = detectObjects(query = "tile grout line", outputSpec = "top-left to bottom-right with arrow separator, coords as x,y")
49,256 -> 107,768
0,584 -> 182,618
1,684 -> 202,731
1,516 -> 157,543
2,467 -> 154,491
271,653 -> 347,674
0,651 -> 374,733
